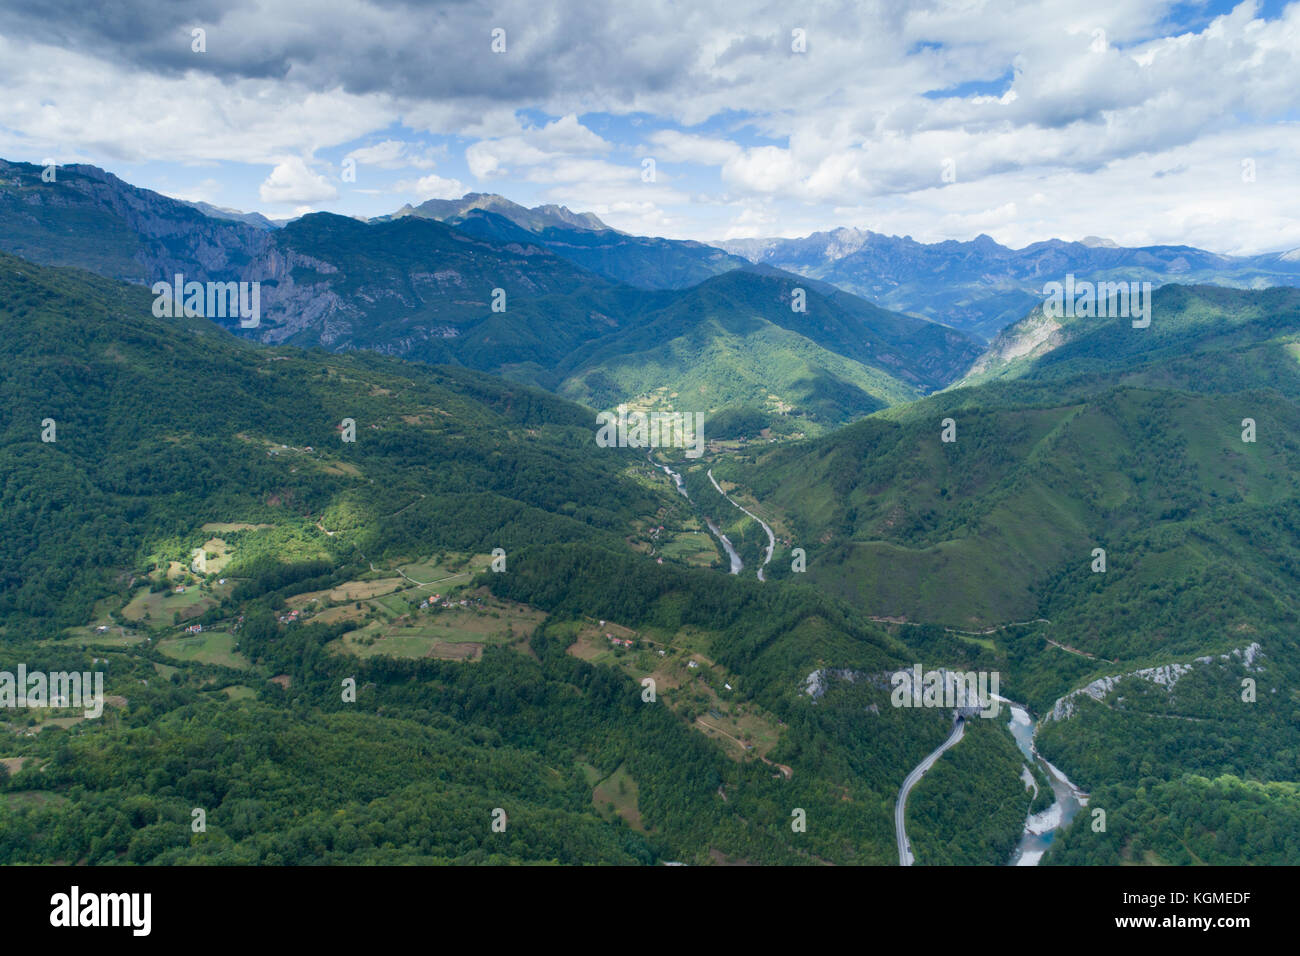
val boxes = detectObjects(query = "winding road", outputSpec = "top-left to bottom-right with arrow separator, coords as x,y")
896,716 -> 967,866
706,469 -> 775,581
647,455 -> 747,575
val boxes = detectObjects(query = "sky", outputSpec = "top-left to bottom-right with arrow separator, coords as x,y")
0,0 -> 1298,254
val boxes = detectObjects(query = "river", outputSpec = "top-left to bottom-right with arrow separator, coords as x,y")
649,456 -> 745,575
1002,700 -> 1088,865
653,451 -> 1083,862
706,468 -> 774,581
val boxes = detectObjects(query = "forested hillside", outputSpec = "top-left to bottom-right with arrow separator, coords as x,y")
716,284 -> 1300,863
0,158 -> 979,433
0,252 -> 1027,865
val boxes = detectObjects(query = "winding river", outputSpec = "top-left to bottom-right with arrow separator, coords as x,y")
707,469 -> 775,581
649,456 -> 745,575
649,452 -> 1084,864
894,698 -> 1088,866
1002,699 -> 1088,865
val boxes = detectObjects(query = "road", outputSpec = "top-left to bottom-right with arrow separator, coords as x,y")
706,469 -> 775,581
896,716 -> 967,866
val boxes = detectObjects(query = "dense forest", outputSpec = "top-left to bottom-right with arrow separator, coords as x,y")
0,253 -> 1031,866
4,254 -> 1299,866
719,285 -> 1300,865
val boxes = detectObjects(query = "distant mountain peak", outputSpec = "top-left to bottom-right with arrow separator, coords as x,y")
182,200 -> 279,231
378,192 -> 611,233
1080,235 -> 1119,248
531,202 -> 609,231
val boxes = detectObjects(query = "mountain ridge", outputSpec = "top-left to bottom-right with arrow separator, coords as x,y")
713,228 -> 1300,340
0,158 -> 980,430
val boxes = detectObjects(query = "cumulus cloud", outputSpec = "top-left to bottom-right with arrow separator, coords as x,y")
647,130 -> 741,166
259,157 -> 339,204
396,172 -> 468,200
0,0 -> 1296,250
466,113 -> 612,181
345,140 -> 440,170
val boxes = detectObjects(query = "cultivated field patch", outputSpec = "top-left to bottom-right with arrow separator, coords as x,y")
592,763 -> 644,831
157,631 -> 251,669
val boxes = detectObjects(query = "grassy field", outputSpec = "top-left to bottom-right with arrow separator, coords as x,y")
395,557 -> 474,586
656,531 -> 719,567
592,763 -> 644,831
330,622 -> 486,660
190,537 -> 235,575
327,578 -> 405,602
371,591 -> 414,618
566,618 -> 645,664
305,604 -> 369,626
51,625 -> 146,648
564,619 -> 785,762
694,705 -> 783,760
121,580 -> 232,624
156,631 -> 251,669
329,593 -> 545,661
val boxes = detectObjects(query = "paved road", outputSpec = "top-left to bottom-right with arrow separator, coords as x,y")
896,717 -> 967,866
706,469 -> 775,581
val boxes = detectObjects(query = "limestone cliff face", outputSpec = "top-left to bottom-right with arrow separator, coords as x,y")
0,159 -> 271,283
0,159 -> 604,364
958,305 -> 1068,383
1046,642 -> 1263,722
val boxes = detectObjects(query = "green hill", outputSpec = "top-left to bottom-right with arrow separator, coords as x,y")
0,249 -> 668,632
0,158 -> 980,429
0,251 -> 1026,866
712,284 -> 1300,863
726,286 -> 1300,642
554,270 -> 981,434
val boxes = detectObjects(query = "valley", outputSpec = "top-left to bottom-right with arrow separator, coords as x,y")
2,165 -> 1299,868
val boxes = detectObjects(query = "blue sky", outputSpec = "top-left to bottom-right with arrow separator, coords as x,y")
0,0 -> 1297,253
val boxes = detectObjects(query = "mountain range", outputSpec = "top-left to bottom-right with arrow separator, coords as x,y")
0,248 -> 1006,865
715,228 -> 1300,340
0,158 -> 979,433
3,160 -> 1300,866
7,156 -> 1300,438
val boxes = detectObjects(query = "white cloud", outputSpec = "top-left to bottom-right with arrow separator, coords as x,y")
259,158 -> 339,204
722,146 -> 800,194
521,158 -> 640,185
466,113 -> 612,181
0,35 -> 393,166
345,140 -> 439,170
531,113 -> 610,153
0,0 -> 1297,250
646,131 -> 742,166
720,203 -> 778,240
401,173 -> 468,200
